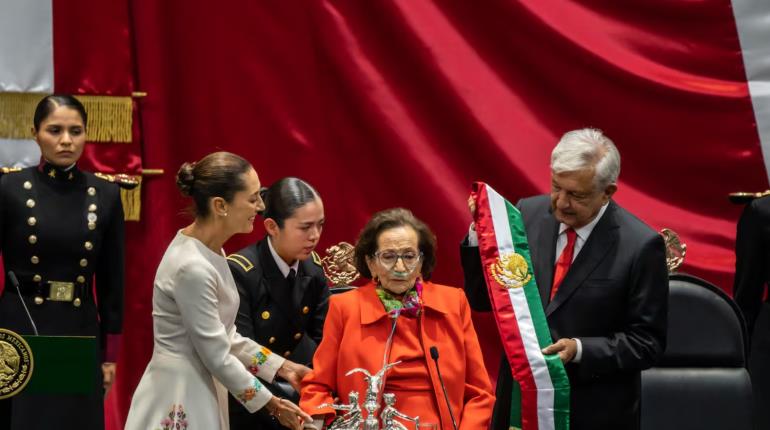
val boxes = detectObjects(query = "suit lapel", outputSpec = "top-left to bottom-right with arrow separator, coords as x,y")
532,211 -> 559,307
545,202 -> 619,316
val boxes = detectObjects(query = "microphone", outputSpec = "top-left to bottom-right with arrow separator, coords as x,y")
381,308 -> 401,377
8,271 -> 39,335
430,346 -> 458,430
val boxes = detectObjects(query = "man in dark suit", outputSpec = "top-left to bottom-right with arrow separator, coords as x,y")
461,128 -> 668,430
734,195 -> 770,430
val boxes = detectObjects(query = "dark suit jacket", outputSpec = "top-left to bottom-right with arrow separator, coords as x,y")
227,237 -> 330,429
461,195 -> 668,430
733,196 -> 770,430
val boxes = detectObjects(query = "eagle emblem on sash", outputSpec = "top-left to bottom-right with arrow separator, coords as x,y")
488,251 -> 532,289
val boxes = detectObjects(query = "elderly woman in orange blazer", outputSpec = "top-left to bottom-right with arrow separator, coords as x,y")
300,208 -> 494,429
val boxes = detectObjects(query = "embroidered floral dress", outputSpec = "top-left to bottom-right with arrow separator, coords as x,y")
125,231 -> 284,430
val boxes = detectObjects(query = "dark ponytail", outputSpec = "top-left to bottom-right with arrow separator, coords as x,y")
262,177 -> 320,227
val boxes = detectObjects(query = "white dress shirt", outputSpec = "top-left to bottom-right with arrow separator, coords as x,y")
552,203 -> 608,362
267,236 -> 299,278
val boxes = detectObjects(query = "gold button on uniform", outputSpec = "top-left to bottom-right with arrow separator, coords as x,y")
294,333 -> 302,340
27,217 -> 36,226
268,337 -> 276,344
261,311 -> 270,320
73,298 -> 81,307
283,351 -> 291,357
87,187 -> 96,196
77,276 -> 86,284
34,296 -> 44,305
88,222 -> 96,230
84,241 -> 93,250
23,181 -> 32,190
80,258 -> 88,267
33,274 -> 42,282
26,199 -> 35,208
28,235 -> 37,244
30,256 -> 39,264
88,204 -> 97,212
302,306 -> 310,315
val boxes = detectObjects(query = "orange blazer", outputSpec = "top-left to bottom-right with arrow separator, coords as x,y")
300,281 -> 495,430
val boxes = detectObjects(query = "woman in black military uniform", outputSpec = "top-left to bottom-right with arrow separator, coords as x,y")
0,95 -> 125,430
227,177 -> 329,430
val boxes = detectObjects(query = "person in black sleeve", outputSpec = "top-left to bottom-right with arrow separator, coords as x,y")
734,195 -> 770,430
0,94 -> 127,430
228,177 -> 329,430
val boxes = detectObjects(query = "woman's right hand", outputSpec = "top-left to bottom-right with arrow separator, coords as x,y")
265,396 -> 313,430
277,360 -> 311,392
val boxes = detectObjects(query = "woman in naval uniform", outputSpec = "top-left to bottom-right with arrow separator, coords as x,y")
228,177 -> 330,430
0,95 -> 125,430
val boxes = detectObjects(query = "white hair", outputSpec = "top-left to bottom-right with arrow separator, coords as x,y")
550,128 -> 621,190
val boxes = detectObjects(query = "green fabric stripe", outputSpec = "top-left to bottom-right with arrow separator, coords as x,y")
504,200 -> 552,348
509,378 -> 523,430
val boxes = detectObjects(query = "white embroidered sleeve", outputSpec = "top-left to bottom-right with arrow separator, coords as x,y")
175,263 -> 272,412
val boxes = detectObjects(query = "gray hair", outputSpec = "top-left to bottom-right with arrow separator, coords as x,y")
550,128 -> 621,190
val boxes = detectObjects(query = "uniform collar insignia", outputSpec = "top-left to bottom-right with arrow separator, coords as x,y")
39,161 -> 80,182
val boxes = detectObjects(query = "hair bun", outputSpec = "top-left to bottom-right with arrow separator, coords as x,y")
176,162 -> 197,196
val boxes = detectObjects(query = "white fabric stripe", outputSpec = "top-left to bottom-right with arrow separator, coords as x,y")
507,287 -> 556,430
0,139 -> 40,167
488,185 -> 514,253
0,0 -> 54,92
732,0 -> 770,182
487,185 -> 556,430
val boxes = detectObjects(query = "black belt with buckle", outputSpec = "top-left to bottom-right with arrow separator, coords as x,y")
6,275 -> 91,306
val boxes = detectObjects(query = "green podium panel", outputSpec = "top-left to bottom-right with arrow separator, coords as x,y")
22,336 -> 97,395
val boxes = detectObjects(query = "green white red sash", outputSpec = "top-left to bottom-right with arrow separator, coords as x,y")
471,182 -> 569,430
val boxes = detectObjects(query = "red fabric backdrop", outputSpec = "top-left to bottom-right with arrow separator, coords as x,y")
56,0 -> 763,426
52,0 -> 143,174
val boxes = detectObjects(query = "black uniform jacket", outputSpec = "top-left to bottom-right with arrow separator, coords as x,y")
0,163 -> 124,340
461,195 -> 668,430
227,237 -> 330,362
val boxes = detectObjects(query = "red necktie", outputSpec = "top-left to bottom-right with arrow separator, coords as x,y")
551,228 -> 577,301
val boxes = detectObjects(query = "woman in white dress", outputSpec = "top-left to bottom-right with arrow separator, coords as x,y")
125,152 -> 313,430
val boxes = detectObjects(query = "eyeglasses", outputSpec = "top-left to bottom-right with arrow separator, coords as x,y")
373,250 -> 423,270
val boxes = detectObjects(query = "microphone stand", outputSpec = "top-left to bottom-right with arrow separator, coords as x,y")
430,346 -> 458,430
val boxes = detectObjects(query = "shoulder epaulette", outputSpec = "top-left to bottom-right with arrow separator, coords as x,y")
311,251 -> 323,267
94,172 -> 140,190
0,167 -> 22,175
729,190 -> 770,204
227,253 -> 254,272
